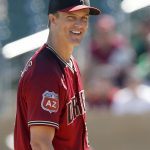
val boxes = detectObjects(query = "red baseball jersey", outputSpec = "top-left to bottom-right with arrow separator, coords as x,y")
14,44 -> 91,150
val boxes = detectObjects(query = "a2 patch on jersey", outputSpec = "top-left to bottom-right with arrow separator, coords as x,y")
41,91 -> 59,113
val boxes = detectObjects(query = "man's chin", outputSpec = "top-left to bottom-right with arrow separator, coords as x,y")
70,39 -> 82,46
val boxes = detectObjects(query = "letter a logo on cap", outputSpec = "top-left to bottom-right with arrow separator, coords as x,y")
80,0 -> 85,4
41,91 -> 59,113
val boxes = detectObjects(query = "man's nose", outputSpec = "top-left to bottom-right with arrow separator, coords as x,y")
74,19 -> 84,27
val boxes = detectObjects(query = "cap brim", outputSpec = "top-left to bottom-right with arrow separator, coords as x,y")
59,5 -> 101,15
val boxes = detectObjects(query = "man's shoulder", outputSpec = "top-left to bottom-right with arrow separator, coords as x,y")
33,45 -> 62,69
21,45 -> 64,79
32,44 -> 56,64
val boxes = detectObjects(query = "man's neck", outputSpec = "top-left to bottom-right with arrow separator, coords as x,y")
47,34 -> 74,62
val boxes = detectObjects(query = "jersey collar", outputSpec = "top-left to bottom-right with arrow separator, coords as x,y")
46,44 -> 76,73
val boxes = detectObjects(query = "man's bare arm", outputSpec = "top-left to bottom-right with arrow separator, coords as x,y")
30,125 -> 55,150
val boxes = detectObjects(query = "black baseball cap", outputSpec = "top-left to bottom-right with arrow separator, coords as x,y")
48,0 -> 101,15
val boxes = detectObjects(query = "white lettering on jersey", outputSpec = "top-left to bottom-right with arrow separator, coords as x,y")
67,90 -> 86,125
21,58 -> 32,77
46,100 -> 57,108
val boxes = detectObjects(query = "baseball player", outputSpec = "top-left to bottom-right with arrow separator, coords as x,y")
14,0 -> 100,149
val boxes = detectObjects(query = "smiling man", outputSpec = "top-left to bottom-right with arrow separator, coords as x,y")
14,0 -> 100,150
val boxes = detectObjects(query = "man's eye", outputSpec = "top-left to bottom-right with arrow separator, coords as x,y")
67,16 -> 75,21
82,17 -> 88,22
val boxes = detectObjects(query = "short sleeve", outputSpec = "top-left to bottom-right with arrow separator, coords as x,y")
26,69 -> 66,129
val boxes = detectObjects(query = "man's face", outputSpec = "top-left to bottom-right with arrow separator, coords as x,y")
50,9 -> 89,46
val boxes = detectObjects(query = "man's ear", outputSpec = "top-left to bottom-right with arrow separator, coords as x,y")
48,14 -> 57,26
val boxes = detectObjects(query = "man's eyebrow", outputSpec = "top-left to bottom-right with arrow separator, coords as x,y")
65,12 -> 89,17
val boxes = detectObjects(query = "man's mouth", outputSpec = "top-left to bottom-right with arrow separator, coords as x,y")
70,30 -> 82,35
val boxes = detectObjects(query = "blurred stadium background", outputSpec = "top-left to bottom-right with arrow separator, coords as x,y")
0,0 -> 150,149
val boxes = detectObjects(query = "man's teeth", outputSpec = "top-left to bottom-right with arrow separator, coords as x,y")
71,31 -> 81,34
